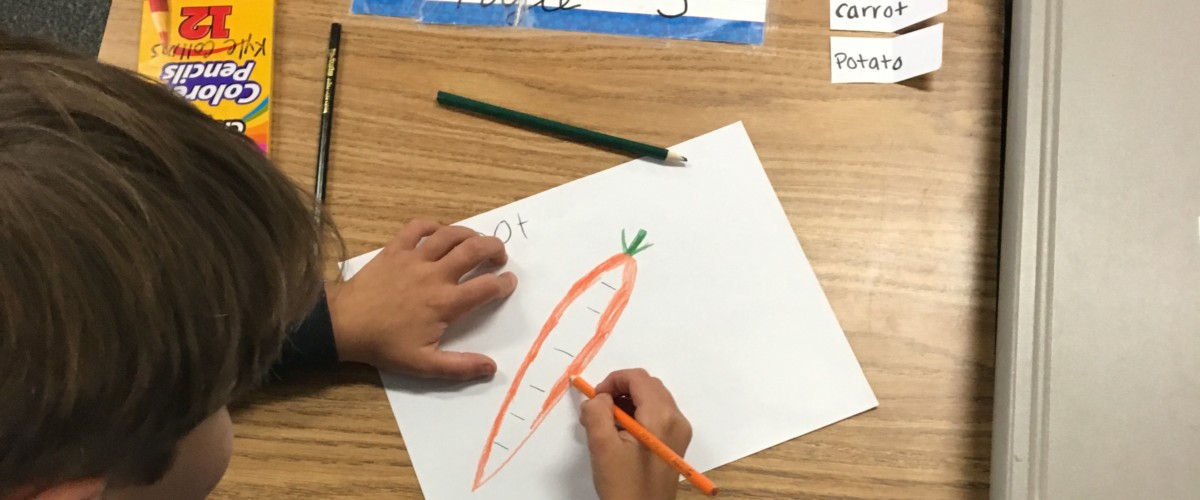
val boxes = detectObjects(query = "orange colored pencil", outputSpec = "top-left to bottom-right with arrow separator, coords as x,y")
570,375 -> 719,496
148,0 -> 171,53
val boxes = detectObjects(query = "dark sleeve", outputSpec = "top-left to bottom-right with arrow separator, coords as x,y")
272,291 -> 340,375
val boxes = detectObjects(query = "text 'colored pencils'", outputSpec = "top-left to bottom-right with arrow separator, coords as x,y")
436,91 -> 687,164
570,375 -> 719,496
313,22 -> 342,219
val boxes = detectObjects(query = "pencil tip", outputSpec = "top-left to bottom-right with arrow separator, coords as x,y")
681,156 -> 689,162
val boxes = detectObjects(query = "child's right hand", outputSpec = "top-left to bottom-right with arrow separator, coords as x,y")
579,369 -> 693,500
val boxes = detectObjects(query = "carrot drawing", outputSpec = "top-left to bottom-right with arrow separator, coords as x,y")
473,229 -> 653,491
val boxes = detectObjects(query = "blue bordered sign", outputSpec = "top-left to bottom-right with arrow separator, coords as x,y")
350,0 -> 768,45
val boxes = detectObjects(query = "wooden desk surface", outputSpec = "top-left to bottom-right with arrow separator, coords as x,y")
100,2 -> 1003,498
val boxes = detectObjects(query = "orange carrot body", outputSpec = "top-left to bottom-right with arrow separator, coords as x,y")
473,230 -> 650,491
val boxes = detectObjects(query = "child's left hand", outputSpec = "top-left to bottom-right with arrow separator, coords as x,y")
324,219 -> 518,380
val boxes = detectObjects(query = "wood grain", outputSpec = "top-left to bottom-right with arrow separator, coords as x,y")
100,1 -> 1004,498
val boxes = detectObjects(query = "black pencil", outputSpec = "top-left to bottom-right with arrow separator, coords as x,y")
436,91 -> 687,164
314,23 -> 342,219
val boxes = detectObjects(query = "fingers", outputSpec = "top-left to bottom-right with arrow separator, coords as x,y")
442,272 -> 517,320
441,234 -> 508,277
595,369 -> 685,436
417,225 -> 480,261
391,218 -> 443,250
410,349 -> 497,380
593,370 -> 626,396
595,369 -> 672,407
580,393 -> 620,454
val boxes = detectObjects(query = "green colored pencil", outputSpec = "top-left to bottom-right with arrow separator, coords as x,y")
436,91 -> 687,164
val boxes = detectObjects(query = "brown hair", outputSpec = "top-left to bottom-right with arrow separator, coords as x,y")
0,36 -> 331,492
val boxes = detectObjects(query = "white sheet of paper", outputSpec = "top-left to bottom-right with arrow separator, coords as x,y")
341,122 -> 878,500
830,0 -> 947,32
830,23 -> 943,83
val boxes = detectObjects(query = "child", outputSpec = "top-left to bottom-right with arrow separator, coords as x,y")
0,36 -> 691,500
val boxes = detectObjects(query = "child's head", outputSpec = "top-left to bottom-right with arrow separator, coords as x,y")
0,37 -> 329,497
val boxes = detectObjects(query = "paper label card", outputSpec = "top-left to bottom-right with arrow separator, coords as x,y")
830,23 -> 943,83
830,0 -> 947,32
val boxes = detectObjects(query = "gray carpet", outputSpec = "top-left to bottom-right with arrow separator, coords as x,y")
1,0 -> 112,56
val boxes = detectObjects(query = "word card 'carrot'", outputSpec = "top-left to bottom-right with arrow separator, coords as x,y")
473,229 -> 653,490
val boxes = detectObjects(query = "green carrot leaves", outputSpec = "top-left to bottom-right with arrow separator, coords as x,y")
621,229 -> 653,256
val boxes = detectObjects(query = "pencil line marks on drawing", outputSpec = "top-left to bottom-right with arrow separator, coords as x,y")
472,229 -> 652,491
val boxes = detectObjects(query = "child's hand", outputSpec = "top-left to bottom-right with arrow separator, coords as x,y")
579,369 -> 693,500
326,219 -> 517,380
